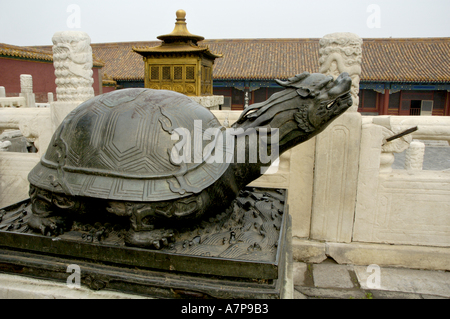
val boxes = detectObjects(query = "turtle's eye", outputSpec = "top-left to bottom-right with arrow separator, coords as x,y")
245,109 -> 258,118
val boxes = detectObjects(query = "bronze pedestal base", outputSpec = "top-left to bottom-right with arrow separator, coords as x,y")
0,188 -> 291,299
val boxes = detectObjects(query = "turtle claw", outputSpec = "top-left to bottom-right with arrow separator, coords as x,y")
125,228 -> 175,250
152,240 -> 161,250
28,214 -> 63,236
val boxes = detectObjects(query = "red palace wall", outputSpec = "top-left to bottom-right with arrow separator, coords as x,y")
102,86 -> 116,94
0,58 -> 103,102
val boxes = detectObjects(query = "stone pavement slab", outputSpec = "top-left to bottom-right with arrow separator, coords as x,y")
294,261 -> 450,299
312,263 -> 355,289
293,262 -> 308,286
354,266 -> 450,298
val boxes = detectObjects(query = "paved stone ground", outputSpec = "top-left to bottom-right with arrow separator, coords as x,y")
293,259 -> 450,299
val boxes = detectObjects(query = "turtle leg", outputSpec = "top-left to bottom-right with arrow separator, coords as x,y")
125,228 -> 175,250
112,201 -> 175,250
28,186 -> 76,236
28,186 -> 64,236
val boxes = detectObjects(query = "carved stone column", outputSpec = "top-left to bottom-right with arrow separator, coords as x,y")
310,33 -> 363,243
47,92 -> 54,104
405,140 -> 425,171
51,31 -> 95,131
318,32 -> 362,112
19,74 -> 36,108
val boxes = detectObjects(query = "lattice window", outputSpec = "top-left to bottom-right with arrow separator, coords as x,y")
162,66 -> 171,80
207,67 -> 211,81
174,66 -> 183,80
388,92 -> 400,110
150,66 -> 159,80
186,66 -> 195,80
362,89 -> 377,109
434,91 -> 447,110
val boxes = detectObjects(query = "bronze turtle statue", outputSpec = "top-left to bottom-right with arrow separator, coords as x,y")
27,72 -> 352,249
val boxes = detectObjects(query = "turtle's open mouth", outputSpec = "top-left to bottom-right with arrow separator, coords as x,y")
326,92 -> 353,110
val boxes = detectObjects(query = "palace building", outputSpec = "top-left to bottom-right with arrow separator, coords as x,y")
88,37 -> 450,116
2,37 -> 450,116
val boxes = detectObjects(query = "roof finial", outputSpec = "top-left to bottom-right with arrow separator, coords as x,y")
176,9 -> 186,21
157,9 -> 204,43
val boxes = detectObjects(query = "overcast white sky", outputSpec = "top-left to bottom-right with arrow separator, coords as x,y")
1,0 -> 449,46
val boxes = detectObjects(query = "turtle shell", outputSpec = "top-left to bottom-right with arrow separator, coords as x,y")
28,89 -> 230,202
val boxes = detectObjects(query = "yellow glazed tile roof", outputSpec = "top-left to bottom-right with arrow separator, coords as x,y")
89,39 -> 321,81
90,38 -> 450,83
29,38 -> 450,83
360,38 -> 450,83
1,43 -> 104,67
0,43 -> 53,62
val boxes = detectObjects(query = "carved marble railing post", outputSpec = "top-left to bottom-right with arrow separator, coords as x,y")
51,31 -> 94,131
310,33 -> 363,243
190,96 -> 224,110
19,75 -> 36,108
0,86 -> 26,108
318,32 -> 362,112
380,125 -> 412,173
405,140 -> 425,171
